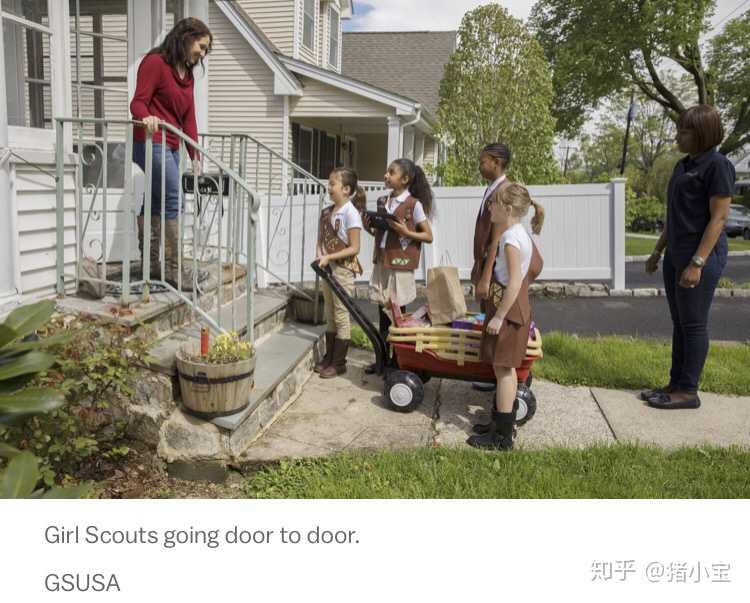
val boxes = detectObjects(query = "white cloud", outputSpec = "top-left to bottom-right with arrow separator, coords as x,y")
346,0 -> 535,31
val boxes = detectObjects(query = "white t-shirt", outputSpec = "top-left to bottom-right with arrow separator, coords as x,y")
493,223 -> 533,286
330,200 -> 363,245
380,189 -> 428,249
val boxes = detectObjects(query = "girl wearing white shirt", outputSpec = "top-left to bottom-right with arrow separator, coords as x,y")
467,183 -> 545,451
364,158 -> 434,374
314,168 -> 365,379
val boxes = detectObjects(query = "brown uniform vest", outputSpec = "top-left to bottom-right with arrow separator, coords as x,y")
480,241 -> 544,368
372,195 -> 422,271
318,205 -> 363,275
471,179 -> 512,286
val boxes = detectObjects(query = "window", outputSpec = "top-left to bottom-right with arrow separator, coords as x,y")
328,7 -> 339,67
69,0 -> 128,187
302,0 -> 314,50
2,0 -> 52,129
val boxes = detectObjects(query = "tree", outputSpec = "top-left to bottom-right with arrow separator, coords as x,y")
529,0 -> 750,155
437,4 -> 559,185
709,11 -> 750,154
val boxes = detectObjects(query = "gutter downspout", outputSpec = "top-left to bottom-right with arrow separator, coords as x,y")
400,104 -> 422,160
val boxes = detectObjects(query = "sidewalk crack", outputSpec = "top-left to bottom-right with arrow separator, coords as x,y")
589,387 -> 618,441
429,379 -> 443,447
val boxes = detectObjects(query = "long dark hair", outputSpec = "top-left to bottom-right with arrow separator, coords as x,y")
391,158 -> 434,218
150,17 -> 213,74
330,167 -> 367,213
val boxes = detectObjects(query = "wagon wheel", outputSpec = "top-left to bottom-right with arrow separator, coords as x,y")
384,370 -> 424,413
515,383 -> 537,426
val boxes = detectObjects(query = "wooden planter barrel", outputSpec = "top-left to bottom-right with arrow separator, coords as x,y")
175,343 -> 255,419
292,288 -> 325,325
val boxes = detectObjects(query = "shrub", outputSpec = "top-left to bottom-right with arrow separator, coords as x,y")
626,189 -> 664,232
0,314 -> 155,486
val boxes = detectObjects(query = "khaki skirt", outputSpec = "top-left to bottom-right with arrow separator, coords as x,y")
369,262 -> 418,308
479,282 -> 529,369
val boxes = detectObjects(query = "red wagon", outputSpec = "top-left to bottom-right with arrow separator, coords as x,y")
312,261 -> 542,424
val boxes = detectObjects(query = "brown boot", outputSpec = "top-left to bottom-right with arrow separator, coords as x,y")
320,339 -> 350,379
315,332 -> 336,374
164,219 -> 208,291
138,215 -> 162,280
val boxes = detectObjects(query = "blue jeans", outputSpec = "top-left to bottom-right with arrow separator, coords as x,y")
132,142 -> 180,219
662,235 -> 728,394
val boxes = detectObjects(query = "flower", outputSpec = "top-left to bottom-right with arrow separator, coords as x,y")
203,331 -> 255,364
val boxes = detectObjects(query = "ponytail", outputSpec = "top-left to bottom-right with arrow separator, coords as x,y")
352,186 -> 367,214
391,158 -> 434,218
530,199 -> 545,235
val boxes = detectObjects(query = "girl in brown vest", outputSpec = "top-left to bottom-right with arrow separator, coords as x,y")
473,143 -> 513,305
314,168 -> 366,379
467,183 -> 545,450
364,158 -> 434,374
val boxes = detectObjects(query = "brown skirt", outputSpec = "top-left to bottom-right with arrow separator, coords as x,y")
479,283 -> 529,369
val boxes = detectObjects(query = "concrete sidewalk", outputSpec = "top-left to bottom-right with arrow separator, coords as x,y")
242,349 -> 750,462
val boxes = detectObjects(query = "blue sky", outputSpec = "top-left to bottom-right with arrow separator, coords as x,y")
343,0 -> 744,34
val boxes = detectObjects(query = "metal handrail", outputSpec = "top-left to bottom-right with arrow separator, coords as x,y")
55,116 -> 259,341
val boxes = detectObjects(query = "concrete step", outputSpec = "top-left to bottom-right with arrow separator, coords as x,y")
157,321 -> 326,475
146,288 -> 290,376
58,261 -> 250,335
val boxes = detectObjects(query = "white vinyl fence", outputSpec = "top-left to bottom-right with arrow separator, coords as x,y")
256,178 -> 626,290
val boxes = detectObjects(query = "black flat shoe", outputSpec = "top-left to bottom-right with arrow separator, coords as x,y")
364,362 -> 378,375
647,392 -> 701,410
639,386 -> 673,401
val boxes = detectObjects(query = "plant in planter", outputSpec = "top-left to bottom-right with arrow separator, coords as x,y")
175,331 -> 255,419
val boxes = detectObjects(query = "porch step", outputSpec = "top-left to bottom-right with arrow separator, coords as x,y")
146,288 -> 290,376
211,322 -> 325,432
156,321 -> 326,476
57,261 -> 250,335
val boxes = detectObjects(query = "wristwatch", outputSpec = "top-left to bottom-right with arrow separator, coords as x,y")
690,255 -> 705,268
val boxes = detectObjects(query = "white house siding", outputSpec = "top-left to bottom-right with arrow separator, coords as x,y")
297,0 -> 319,66
236,0 -> 295,56
290,76 -> 393,118
207,1 -> 285,193
13,163 -> 78,299
423,137 -> 436,168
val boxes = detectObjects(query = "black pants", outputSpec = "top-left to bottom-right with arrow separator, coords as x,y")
662,239 -> 727,394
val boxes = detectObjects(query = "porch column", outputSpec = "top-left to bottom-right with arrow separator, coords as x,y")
386,115 -> 401,165
0,20 -> 18,303
186,0 -> 209,133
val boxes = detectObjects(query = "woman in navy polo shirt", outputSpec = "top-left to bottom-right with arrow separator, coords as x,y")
643,105 -> 735,409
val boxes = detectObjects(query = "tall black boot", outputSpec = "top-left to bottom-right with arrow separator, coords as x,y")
466,411 -> 515,450
365,305 -> 393,374
473,397 -> 518,435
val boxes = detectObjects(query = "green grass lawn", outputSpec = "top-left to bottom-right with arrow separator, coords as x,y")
626,234 -> 750,256
243,445 -> 750,498
535,332 -> 750,396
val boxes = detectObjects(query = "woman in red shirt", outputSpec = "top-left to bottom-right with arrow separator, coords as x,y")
130,17 -> 212,291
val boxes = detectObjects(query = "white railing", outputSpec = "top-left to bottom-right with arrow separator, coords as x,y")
55,118 -> 261,340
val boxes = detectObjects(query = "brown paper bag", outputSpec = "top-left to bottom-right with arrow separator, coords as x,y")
425,266 -> 467,325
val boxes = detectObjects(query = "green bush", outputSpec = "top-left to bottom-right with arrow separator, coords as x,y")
0,315 -> 155,486
626,188 -> 664,232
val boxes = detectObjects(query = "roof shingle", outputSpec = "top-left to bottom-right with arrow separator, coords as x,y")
341,31 -> 457,116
